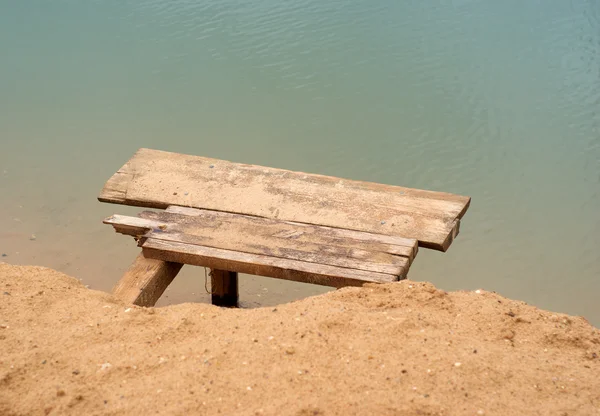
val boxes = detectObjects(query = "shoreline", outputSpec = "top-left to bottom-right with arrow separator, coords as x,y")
1,262 -> 599,415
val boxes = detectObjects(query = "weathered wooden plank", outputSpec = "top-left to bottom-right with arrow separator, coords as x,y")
104,209 -> 416,264
106,210 -> 411,275
98,156 -> 136,204
112,252 -> 183,307
142,239 -> 400,288
165,206 -> 418,260
103,215 -> 171,237
98,148 -> 471,251
150,230 -> 407,276
146,209 -> 410,269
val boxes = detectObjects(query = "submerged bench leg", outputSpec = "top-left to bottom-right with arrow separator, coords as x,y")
113,252 -> 183,307
210,269 -> 238,307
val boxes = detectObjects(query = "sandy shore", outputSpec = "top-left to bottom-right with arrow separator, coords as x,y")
1,263 -> 599,415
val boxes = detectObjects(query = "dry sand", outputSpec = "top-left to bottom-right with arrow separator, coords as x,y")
1,263 -> 599,416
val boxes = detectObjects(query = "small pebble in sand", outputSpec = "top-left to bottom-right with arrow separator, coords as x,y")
124,308 -> 132,313
246,386 -> 252,391
30,234 -> 36,241
98,363 -> 112,371
454,362 -> 462,367
1,253 -> 7,257
477,410 -> 485,415
475,290 -> 482,294
3,292 -> 10,296
502,330 -> 515,341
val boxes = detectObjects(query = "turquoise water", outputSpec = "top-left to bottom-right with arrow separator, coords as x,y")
1,1 -> 599,324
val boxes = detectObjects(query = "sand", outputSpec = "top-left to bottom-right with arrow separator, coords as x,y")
0,263 -> 599,416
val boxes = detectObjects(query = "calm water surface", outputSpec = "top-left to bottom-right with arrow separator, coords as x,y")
1,1 -> 599,324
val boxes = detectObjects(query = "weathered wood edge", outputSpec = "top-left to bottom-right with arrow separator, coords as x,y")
142,239 -> 402,288
105,209 -> 417,262
98,152 -> 138,204
147,231 -> 408,276
105,212 -> 409,275
103,215 -> 171,236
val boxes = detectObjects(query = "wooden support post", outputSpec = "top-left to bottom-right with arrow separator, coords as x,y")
210,269 -> 238,307
113,252 -> 183,307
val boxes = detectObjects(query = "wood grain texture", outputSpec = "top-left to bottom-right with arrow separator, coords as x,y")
142,239 -> 399,288
104,210 -> 416,266
98,148 -> 470,251
105,209 -> 413,275
165,206 -> 418,261
112,252 -> 183,307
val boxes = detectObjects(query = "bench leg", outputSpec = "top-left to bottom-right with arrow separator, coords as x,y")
112,252 -> 183,307
210,269 -> 238,307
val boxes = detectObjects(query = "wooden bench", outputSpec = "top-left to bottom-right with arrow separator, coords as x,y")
99,148 -> 470,307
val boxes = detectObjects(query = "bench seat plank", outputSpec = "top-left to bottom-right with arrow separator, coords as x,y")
142,239 -> 399,288
99,148 -> 470,251
164,206 -> 417,261
104,209 -> 414,277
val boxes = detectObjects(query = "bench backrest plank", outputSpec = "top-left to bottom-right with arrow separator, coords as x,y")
99,148 -> 470,251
